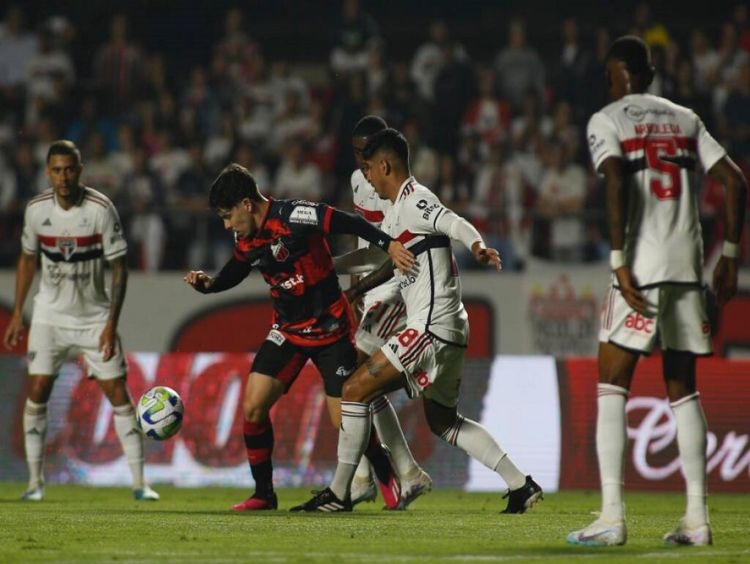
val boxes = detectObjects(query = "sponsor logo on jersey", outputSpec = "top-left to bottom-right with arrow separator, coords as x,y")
278,273 -> 304,290
623,105 -> 676,123
271,239 -> 290,262
289,205 -> 318,225
266,329 -> 286,346
625,312 -> 654,334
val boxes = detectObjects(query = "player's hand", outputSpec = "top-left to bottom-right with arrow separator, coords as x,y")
99,321 -> 117,362
472,242 -> 502,271
184,270 -> 214,293
387,241 -> 415,274
615,266 -> 649,314
3,313 -> 25,350
712,255 -> 738,307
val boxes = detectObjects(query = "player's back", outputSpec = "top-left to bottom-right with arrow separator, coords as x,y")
382,179 -> 468,346
588,93 -> 726,286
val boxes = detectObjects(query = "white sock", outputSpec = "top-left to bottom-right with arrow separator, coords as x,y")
372,395 -> 420,479
671,392 -> 709,527
330,401 -> 371,500
113,403 -> 145,490
354,456 -> 371,480
597,383 -> 628,521
23,399 -> 48,490
441,413 -> 526,491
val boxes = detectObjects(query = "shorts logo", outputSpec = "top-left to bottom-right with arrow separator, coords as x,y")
389,343 -> 398,353
58,236 -> 77,261
289,205 -> 318,225
414,371 -> 430,388
336,365 -> 353,377
266,330 -> 286,347
271,239 -> 290,262
625,312 -> 654,334
27,351 -> 36,361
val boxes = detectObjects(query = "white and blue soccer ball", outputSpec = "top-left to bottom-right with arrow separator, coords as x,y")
137,386 -> 184,441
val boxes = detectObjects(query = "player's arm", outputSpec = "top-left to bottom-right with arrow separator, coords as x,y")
100,256 -> 127,361
600,156 -> 648,314
709,156 -> 748,306
326,207 -> 414,273
333,246 -> 389,275
3,252 -> 36,349
184,255 -> 253,294
344,256 -> 396,305
434,208 -> 502,270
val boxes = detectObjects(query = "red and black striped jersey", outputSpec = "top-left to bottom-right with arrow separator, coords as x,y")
234,199 -> 353,346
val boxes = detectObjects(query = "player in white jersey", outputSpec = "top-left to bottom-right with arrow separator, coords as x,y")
336,116 -> 431,509
292,128 -> 542,513
2,140 -> 158,502
567,37 -> 747,548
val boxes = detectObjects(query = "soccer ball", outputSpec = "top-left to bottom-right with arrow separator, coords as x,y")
137,386 -> 184,441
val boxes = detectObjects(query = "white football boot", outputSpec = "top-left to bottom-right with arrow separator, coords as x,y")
396,469 -> 432,510
663,519 -> 712,546
567,517 -> 627,546
133,485 -> 160,501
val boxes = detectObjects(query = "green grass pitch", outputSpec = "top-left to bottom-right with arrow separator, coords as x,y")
0,484 -> 748,562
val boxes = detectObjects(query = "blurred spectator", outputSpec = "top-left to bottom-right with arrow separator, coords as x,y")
181,65 -> 220,139
270,89 -> 314,151
511,90 -> 552,188
237,94 -> 273,146
204,110 -> 236,173
713,22 -> 750,113
65,95 -> 117,151
553,16 -> 592,121
494,18 -> 545,111
691,29 -> 720,95
672,58 -> 713,128
274,139 -> 323,201
550,100 -> 581,162
0,150 -> 18,213
432,42 -> 476,156
233,142 -> 271,193
582,27 -> 613,119
732,3 -> 750,53
269,61 -> 310,117
403,119 -> 439,189
25,26 -> 75,127
410,19 -> 466,103
631,2 -> 672,48
214,7 -> 261,90
306,97 -> 339,175
120,147 -> 166,271
174,141 -> 212,269
0,6 -> 38,104
81,130 -> 120,200
462,67 -> 510,161
93,14 -> 144,113
109,123 -> 136,177
330,0 -> 380,77
14,141 -> 46,197
366,43 -> 388,98
535,140 -> 587,262
150,130 -> 190,190
720,60 -> 750,161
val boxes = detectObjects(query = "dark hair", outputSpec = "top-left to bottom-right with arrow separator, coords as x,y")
361,128 -> 410,166
46,140 -> 81,164
209,163 -> 261,209
352,115 -> 387,138
607,35 -> 654,76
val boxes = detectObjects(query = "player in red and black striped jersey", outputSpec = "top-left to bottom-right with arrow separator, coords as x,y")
184,163 -> 414,511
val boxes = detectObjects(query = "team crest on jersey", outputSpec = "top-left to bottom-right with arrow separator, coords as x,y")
271,239 -> 290,262
57,235 -> 77,260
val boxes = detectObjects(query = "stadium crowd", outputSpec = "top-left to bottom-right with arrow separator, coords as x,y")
0,1 -> 748,271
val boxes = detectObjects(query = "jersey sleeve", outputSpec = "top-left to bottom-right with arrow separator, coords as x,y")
401,191 -> 449,236
695,115 -> 726,173
101,203 -> 128,260
587,112 -> 622,171
20,204 -> 38,255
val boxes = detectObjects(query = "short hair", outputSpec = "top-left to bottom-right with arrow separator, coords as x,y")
209,163 -> 261,209
352,115 -> 387,138
361,128 -> 410,166
46,140 -> 81,164
606,35 -> 653,75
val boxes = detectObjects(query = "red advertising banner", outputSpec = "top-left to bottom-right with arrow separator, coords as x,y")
559,357 -> 750,492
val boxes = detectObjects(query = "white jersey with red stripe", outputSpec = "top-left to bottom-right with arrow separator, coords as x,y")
380,177 -> 469,346
21,187 -> 128,328
587,93 -> 726,286
350,168 -> 400,303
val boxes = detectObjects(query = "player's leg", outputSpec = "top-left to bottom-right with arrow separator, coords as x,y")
290,349 -> 405,512
22,323 -> 64,501
234,336 -> 306,511
354,301 -> 430,507
660,287 -> 712,546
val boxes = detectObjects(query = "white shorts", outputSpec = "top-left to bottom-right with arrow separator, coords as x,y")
355,294 -> 407,356
599,284 -> 711,355
381,324 -> 465,407
27,322 -> 128,380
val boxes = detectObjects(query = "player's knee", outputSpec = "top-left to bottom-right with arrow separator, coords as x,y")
243,402 -> 269,423
27,378 -> 53,403
341,377 -> 368,403
425,412 -> 453,438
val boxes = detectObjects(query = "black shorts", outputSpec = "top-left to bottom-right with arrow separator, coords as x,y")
251,334 -> 357,397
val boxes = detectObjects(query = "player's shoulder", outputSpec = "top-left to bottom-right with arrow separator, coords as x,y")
26,189 -> 54,211
82,186 -> 116,211
278,198 -> 324,227
401,180 -> 437,204
350,168 -> 365,189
